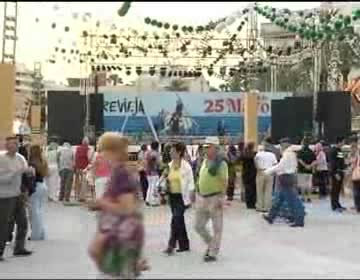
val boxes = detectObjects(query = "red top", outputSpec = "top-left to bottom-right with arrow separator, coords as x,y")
75,144 -> 89,170
94,153 -> 111,178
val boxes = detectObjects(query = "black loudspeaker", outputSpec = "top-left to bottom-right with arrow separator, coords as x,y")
89,94 -> 104,135
322,91 -> 351,142
287,97 -> 313,143
316,91 -> 327,122
271,99 -> 290,142
271,97 -> 313,143
47,91 -> 85,145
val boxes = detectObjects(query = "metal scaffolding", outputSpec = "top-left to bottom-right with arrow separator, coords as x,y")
1,2 -> 18,64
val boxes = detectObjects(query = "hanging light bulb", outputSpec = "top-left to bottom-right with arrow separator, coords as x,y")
149,66 -> 156,76
160,67 -> 167,77
226,16 -> 236,26
216,22 -> 226,33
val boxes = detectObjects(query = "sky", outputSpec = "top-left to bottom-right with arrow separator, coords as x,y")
0,2 -> 322,84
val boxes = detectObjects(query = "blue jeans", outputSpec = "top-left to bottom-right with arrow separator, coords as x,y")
268,175 -> 305,225
30,182 -> 48,240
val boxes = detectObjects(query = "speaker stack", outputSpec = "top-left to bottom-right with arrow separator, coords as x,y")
47,91 -> 104,145
316,91 -> 351,143
271,97 -> 313,143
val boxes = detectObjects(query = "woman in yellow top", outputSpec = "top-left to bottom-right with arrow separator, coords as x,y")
162,143 -> 195,256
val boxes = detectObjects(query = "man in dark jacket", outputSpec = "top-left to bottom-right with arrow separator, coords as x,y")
297,137 -> 316,203
329,137 -> 346,212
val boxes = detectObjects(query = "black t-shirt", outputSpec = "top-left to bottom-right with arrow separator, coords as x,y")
241,152 -> 257,183
329,147 -> 345,175
29,163 -> 45,183
18,146 -> 28,161
297,146 -> 316,174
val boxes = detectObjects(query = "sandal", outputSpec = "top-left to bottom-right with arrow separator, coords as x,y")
136,258 -> 150,271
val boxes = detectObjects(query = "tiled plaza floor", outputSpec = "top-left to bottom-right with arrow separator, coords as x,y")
1,197 -> 360,279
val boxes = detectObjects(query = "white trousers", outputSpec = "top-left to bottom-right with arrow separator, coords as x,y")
45,165 -> 60,201
95,177 -> 108,199
146,175 -> 160,206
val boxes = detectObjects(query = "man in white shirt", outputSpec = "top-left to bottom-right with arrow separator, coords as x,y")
263,138 -> 305,227
0,136 -> 33,261
255,145 -> 278,212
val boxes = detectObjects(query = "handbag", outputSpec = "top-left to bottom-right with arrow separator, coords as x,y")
352,154 -> 360,181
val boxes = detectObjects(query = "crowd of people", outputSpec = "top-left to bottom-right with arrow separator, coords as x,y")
1,132 -> 359,279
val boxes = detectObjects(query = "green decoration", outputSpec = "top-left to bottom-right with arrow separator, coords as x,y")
118,1 -> 131,17
188,26 -> 194,33
196,26 -> 204,32
355,9 -> 360,18
172,24 -> 178,31
164,23 -> 170,29
65,26 -> 70,32
181,26 -> 187,32
317,32 -> 324,39
324,24 -> 332,33
157,22 -> 163,28
310,30 -> 317,39
270,16 -> 276,22
51,23 -> 56,29
338,34 -> 346,41
334,20 -> 343,30
144,17 -> 151,24
151,19 -> 157,26
344,15 -> 351,25
353,15 -> 358,21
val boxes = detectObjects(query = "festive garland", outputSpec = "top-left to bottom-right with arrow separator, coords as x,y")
143,7 -> 249,34
143,16 -> 225,34
254,4 -> 355,42
45,3 -> 356,80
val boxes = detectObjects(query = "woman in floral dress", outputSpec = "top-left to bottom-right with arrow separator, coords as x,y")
88,132 -> 148,279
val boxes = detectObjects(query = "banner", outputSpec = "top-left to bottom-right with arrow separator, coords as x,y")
103,91 -> 291,136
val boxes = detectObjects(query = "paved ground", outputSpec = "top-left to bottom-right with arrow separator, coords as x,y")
1,197 -> 360,279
